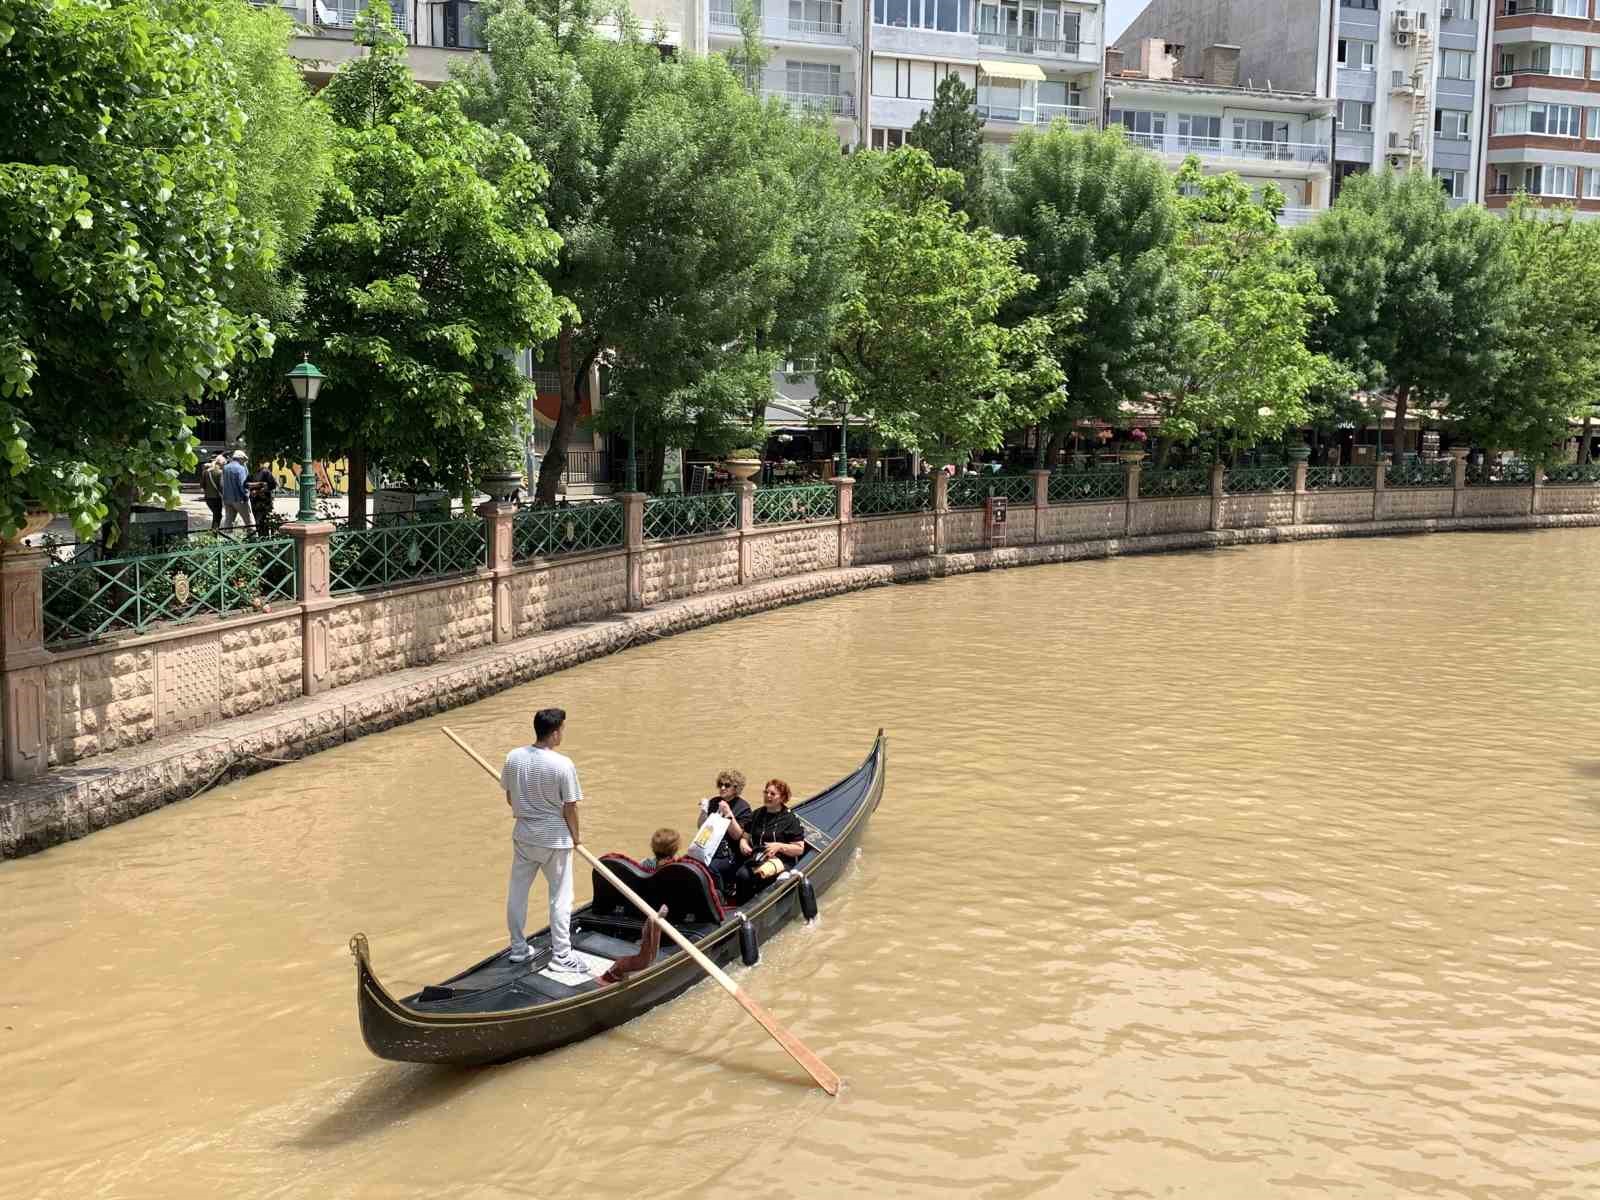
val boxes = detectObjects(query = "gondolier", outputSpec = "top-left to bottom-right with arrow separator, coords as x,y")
502,707 -> 587,975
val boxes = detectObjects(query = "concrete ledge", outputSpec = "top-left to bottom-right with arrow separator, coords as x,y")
3,509 -> 1597,858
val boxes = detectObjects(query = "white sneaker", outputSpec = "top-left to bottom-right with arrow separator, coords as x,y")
548,954 -> 589,975
508,946 -> 535,963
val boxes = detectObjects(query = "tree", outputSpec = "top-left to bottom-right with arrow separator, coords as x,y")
1441,199 -> 1600,463
1155,162 -> 1346,458
461,0 -> 846,498
0,0 -> 275,541
1296,170 -> 1511,460
993,126 -> 1181,462
237,11 -> 564,523
822,148 -> 1060,465
907,75 -> 984,214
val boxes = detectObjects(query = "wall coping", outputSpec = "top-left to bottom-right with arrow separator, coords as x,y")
43,605 -> 303,663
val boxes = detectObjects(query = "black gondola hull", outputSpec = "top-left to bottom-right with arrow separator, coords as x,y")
352,733 -> 884,1066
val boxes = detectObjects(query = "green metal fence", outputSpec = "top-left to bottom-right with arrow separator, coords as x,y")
947,474 -> 1035,508
642,492 -> 737,541
851,479 -> 933,516
1543,463 -> 1600,485
753,484 -> 836,526
1466,461 -> 1534,486
1386,460 -> 1454,488
1139,468 -> 1211,498
1047,468 -> 1124,504
1304,465 -> 1376,491
43,536 -> 298,647
329,516 -> 486,594
512,501 -> 626,562
1224,465 -> 1292,494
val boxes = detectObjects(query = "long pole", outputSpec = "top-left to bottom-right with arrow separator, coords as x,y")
627,407 -> 638,493
837,399 -> 848,479
297,398 -> 317,522
440,726 -> 842,1096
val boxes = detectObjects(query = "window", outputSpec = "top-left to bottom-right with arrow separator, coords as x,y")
1446,0 -> 1475,17
790,0 -> 843,33
870,127 -> 909,149
1524,163 -> 1578,196
1586,169 -> 1600,199
1494,170 -> 1512,195
1339,99 -> 1374,132
1177,114 -> 1222,147
873,58 -> 968,99
1439,49 -> 1474,80
874,0 -> 969,32
1434,168 -> 1467,199
1109,109 -> 1166,148
1589,107 -> 1600,138
787,61 -> 841,98
1506,0 -> 1587,12
1337,39 -> 1376,69
1435,108 -> 1471,141
1549,44 -> 1584,77
1493,102 -> 1581,136
1340,0 -> 1378,8
1233,117 -> 1290,156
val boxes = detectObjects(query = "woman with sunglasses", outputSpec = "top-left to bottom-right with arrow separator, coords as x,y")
697,769 -> 752,898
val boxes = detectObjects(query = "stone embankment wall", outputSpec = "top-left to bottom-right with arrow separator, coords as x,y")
4,460 -> 1599,857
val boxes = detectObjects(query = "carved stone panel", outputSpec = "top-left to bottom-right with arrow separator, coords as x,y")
156,638 -> 221,736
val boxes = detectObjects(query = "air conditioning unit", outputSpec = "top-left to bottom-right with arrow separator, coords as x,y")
1492,73 -> 1513,88
1393,10 -> 1415,33
1395,30 -> 1412,46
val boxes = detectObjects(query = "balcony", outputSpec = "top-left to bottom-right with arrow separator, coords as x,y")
976,103 -> 1097,128
760,75 -> 856,117
710,6 -> 852,45
1276,206 -> 1319,227
976,31 -> 1097,65
309,0 -> 411,35
1124,132 -> 1332,167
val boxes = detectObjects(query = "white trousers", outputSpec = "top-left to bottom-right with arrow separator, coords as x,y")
507,840 -> 574,958
221,500 -> 254,530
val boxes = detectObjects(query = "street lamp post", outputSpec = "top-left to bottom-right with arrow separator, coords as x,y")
626,407 -> 638,493
837,399 -> 849,479
286,358 -> 325,522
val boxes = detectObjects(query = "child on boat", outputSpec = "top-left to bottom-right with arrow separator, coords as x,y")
640,828 -> 680,869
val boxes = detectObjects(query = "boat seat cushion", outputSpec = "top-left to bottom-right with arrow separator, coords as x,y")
592,853 -> 726,926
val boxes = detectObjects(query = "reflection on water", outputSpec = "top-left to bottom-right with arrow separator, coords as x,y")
4,531 -> 1600,1199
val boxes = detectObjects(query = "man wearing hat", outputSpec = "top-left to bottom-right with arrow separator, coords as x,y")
221,450 -> 254,531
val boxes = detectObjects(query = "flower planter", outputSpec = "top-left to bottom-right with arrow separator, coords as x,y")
1286,446 -> 1311,462
723,459 -> 762,482
478,469 -> 525,503
1,504 -> 53,549
1118,449 -> 1145,464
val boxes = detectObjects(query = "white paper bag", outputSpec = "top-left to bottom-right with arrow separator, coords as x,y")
685,812 -> 730,865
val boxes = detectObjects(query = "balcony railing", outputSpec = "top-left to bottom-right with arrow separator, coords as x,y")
977,31 -> 1096,61
979,104 -> 1098,128
1122,131 -> 1331,165
312,0 -> 411,34
710,7 -> 849,42
761,81 -> 855,116
1276,206 -> 1319,227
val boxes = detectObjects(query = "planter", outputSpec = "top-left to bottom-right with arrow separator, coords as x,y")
1,504 -> 53,549
1286,445 -> 1312,462
1118,449 -> 1145,464
1447,446 -> 1470,461
723,459 -> 762,482
478,468 -> 525,503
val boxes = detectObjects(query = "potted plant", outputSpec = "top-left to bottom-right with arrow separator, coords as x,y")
477,462 -> 525,503
1285,443 -> 1312,462
1118,428 -> 1148,464
722,448 -> 763,482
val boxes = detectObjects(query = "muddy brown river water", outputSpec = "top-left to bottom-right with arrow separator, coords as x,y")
4,531 -> 1599,1199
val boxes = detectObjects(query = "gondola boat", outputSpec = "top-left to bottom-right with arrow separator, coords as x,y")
350,731 -> 886,1066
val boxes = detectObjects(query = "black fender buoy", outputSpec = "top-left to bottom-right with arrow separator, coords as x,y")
739,917 -> 760,966
798,876 -> 818,923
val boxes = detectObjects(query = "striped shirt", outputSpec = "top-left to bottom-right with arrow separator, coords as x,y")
501,745 -> 581,848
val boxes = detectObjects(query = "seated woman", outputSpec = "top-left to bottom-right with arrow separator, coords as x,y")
730,779 -> 807,902
640,827 -> 679,869
698,769 -> 752,898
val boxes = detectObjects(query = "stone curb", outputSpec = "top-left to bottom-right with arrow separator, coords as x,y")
2,510 -> 1596,859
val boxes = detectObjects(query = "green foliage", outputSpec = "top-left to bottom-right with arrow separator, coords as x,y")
993,126 -> 1181,432
822,149 -> 1061,466
1158,162 -> 1348,449
1443,199 -> 1600,461
907,75 -> 984,213
0,0 -> 276,539
238,8 -> 565,497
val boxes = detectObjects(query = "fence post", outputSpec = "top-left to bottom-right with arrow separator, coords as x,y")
621,492 -> 646,611
931,470 -> 948,556
1373,458 -> 1387,521
832,476 -> 854,568
1292,460 -> 1309,526
735,481 -> 755,585
1209,462 -> 1225,531
1451,454 -> 1467,516
1031,469 -> 1050,545
286,521 -> 336,698
1124,463 -> 1141,537
478,501 -> 517,644
0,548 -> 50,780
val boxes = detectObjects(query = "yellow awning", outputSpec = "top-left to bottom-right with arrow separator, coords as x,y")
978,59 -> 1046,82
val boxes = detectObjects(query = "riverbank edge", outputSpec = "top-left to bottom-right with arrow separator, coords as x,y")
4,510 -> 1596,860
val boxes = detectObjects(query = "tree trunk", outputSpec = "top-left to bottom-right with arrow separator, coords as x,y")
347,445 -> 369,530
1156,436 -> 1173,468
536,323 -> 581,506
1044,430 -> 1064,467
645,442 -> 666,494
1391,385 -> 1410,463
1580,415 -> 1593,465
864,435 -> 880,482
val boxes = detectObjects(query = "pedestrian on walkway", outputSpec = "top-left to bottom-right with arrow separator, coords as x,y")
221,450 -> 253,532
201,455 -> 226,531
501,707 -> 588,974
248,463 -> 277,532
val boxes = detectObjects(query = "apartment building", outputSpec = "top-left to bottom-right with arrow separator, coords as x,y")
1485,0 -> 1600,213
1105,38 -> 1336,222
1117,0 -> 1492,204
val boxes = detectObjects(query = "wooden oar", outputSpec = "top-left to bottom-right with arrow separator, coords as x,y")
440,725 -> 841,1096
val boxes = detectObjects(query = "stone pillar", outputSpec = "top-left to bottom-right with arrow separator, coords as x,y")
1031,469 -> 1050,546
1373,457 -> 1387,521
1292,460 -> 1309,526
285,521 -> 336,698
1124,463 -> 1141,537
0,548 -> 51,780
620,492 -> 646,611
831,476 -> 854,568
1209,462 -> 1226,531
735,481 -> 755,585
477,501 -> 517,644
1451,455 -> 1467,517
930,470 -> 948,556
1529,465 -> 1543,516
